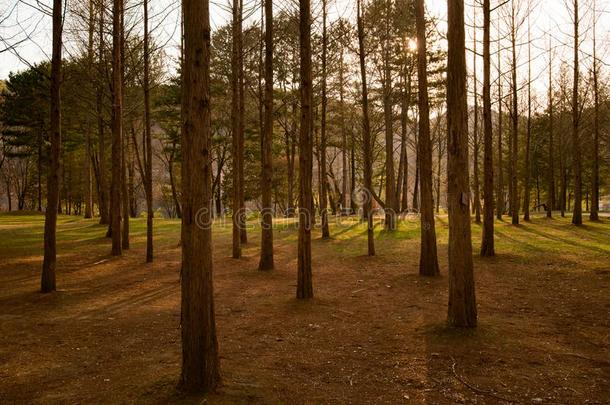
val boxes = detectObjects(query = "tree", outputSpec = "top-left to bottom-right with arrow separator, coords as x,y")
180,0 -> 220,391
357,0 -> 375,257
496,23 -> 504,220
143,0 -> 153,261
546,36 -> 555,219
231,0 -> 243,258
523,2 -> 532,221
415,0 -> 439,276
297,0 -> 314,299
84,0 -> 95,219
96,0 -> 109,226
381,0 -> 396,231
110,0 -> 123,255
472,17 -> 481,224
480,0 -> 495,257
259,0 -> 274,271
41,0 -> 63,293
570,0 -> 582,226
319,0 -> 330,238
509,0 -> 520,226
446,0 -> 477,327
590,0 -> 599,221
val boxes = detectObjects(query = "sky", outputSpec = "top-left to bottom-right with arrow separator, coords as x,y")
0,0 -> 608,104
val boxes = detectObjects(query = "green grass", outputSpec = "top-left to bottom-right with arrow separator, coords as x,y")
0,211 -> 608,268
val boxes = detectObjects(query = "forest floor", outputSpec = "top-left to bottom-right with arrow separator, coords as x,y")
0,212 -> 609,404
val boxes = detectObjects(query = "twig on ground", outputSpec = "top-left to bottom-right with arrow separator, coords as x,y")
450,356 -> 521,404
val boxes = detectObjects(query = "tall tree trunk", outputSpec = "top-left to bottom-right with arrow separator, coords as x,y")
509,3 -> 519,225
357,0 -> 375,256
571,0 -> 582,225
547,37 -> 555,219
590,0 -> 599,221
339,47 -> 349,214
496,28 -> 504,220
523,5 -> 532,221
41,0 -> 63,293
480,0 -> 495,256
121,122 -> 130,250
382,0 -> 396,231
110,0 -> 123,255
238,0 -> 247,244
319,0 -> 330,238
143,0 -> 153,261
297,0 -> 314,298
446,0 -> 477,328
97,0 -> 109,225
84,0 -> 94,219
180,0 -> 220,391
400,72 -> 411,212
472,23 -> 481,224
259,0 -> 274,271
231,0 -> 243,258
415,0 -> 439,276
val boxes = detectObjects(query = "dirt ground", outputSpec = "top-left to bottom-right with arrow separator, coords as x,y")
0,214 -> 609,404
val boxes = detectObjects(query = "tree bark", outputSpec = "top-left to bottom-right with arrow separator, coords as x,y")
143,0 -> 153,261
41,0 -> 63,293
523,6 -> 532,221
496,28 -> 504,220
547,38 -> 555,219
319,0 -> 330,238
415,0 -> 439,276
97,0 -> 109,225
571,0 -> 582,225
472,23 -> 481,224
110,0 -> 123,255
180,0 -> 220,391
509,3 -> 519,225
231,0 -> 243,258
357,0 -> 375,256
480,0 -> 495,257
590,1 -> 599,221
446,0 -> 477,328
382,0 -> 396,230
259,0 -> 274,270
297,0 -> 314,298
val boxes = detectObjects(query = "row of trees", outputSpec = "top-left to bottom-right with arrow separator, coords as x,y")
0,0 -> 607,392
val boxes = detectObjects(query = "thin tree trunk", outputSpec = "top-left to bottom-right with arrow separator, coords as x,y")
509,3 -> 519,225
110,0 -> 123,255
472,23 -> 481,224
319,0 -> 330,238
415,0 -> 439,276
480,0 -> 495,256
238,0 -> 247,244
179,0 -> 220,391
496,27 -> 504,220
340,47 -> 349,214
97,0 -> 109,225
143,0 -> 153,261
446,0 -> 477,328
571,0 -> 582,225
41,0 -> 63,293
590,0 -> 599,221
84,0 -> 94,219
357,0 -> 375,256
297,0 -> 314,298
259,0 -> 274,271
547,37 -> 555,219
382,0 -> 396,230
231,0 -> 242,258
523,4 -> 532,221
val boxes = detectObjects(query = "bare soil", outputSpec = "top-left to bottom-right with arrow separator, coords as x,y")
0,215 -> 609,404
